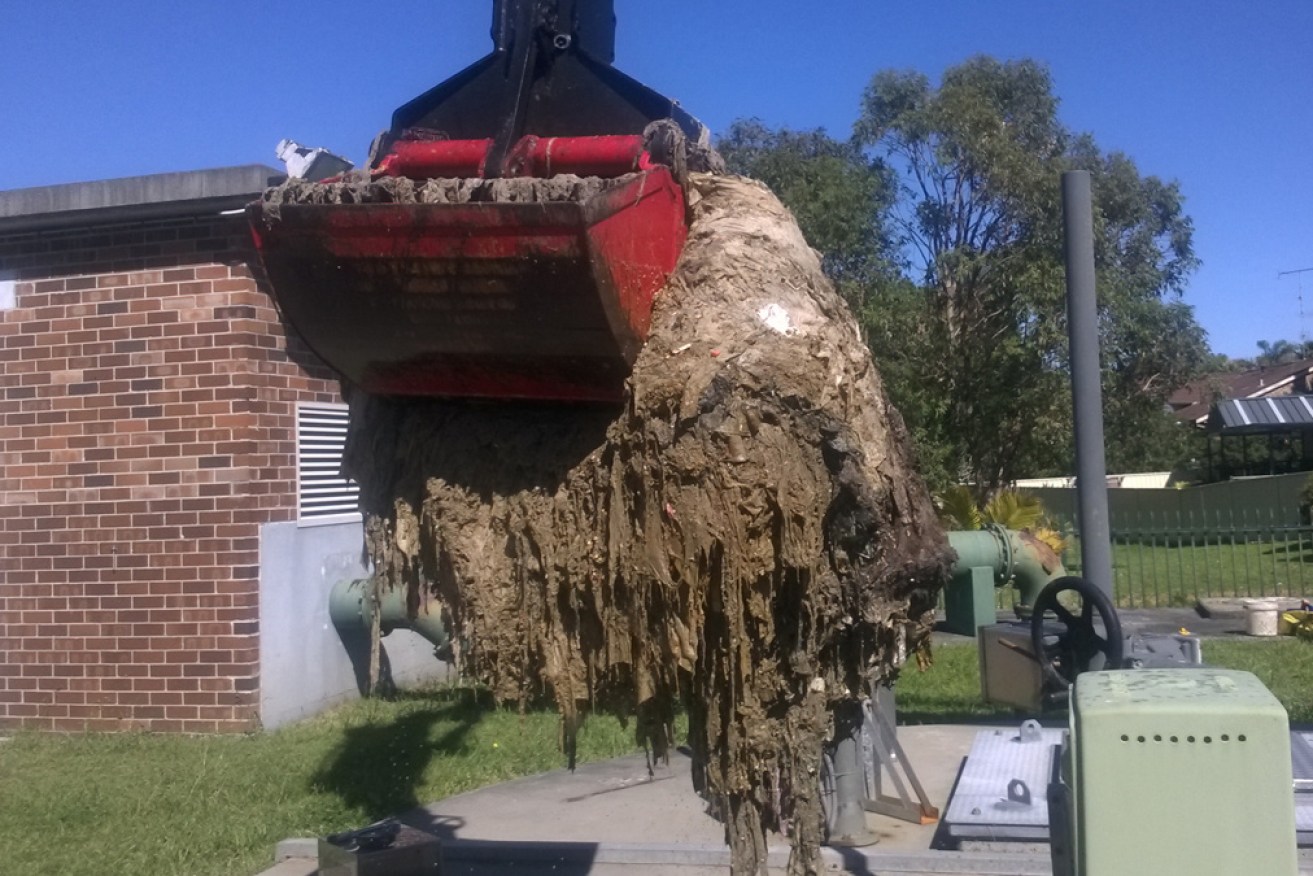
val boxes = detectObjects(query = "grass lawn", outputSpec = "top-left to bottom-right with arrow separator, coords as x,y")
1194,638 -> 1313,724
0,686 -> 646,876
3,639 -> 1310,876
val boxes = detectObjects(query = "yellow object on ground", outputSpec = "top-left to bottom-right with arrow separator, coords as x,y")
1279,610 -> 1313,640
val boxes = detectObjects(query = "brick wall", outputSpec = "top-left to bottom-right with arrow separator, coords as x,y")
0,214 -> 340,732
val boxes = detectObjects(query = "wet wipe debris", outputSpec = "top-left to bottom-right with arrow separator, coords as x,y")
335,174 -> 952,875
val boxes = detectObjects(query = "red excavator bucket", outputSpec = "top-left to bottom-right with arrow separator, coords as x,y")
249,0 -> 707,403
250,161 -> 686,403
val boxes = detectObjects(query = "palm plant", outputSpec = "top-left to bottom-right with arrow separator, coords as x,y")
937,485 -> 1067,553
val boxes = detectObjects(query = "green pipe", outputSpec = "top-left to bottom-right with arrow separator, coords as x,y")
328,530 -> 1059,645
328,578 -> 449,652
946,525 -> 1068,613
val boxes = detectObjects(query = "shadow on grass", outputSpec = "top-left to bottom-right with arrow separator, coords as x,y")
312,687 -> 489,818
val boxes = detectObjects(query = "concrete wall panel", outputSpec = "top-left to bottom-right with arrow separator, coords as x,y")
258,519 -> 447,730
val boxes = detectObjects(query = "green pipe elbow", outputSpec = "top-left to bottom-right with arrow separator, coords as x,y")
946,526 -> 1067,614
328,577 -> 449,652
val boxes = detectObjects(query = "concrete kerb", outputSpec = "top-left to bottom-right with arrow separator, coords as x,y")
273,838 -> 317,862
271,837 -> 1052,874
1198,595 -> 1307,620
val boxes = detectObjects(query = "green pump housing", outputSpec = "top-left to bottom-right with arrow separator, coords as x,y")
1057,669 -> 1297,874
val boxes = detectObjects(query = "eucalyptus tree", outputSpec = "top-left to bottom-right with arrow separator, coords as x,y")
855,57 -> 1206,489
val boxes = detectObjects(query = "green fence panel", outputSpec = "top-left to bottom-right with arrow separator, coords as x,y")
940,475 -> 1313,609
1040,483 -> 1313,607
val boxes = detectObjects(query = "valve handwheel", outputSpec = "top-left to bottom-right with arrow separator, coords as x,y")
1030,576 -> 1123,696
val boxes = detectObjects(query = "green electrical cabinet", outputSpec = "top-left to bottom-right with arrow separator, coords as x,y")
1062,669 -> 1297,875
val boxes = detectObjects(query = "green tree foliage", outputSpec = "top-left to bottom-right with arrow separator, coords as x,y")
1202,352 -> 1255,373
1199,338 -> 1311,375
1254,338 -> 1311,366
1067,139 -> 1208,474
858,58 -> 1207,490
937,485 -> 1043,531
718,56 -> 1209,492
936,485 -> 1068,553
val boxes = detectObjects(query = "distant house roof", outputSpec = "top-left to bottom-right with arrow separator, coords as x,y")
1170,359 -> 1313,425
1208,396 -> 1313,434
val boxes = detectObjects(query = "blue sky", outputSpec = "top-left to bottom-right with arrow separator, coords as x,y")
2,0 -> 1309,359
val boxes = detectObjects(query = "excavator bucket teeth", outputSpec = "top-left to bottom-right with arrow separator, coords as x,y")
249,169 -> 687,403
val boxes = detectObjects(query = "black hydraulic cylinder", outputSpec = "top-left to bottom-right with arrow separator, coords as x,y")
1063,170 -> 1113,599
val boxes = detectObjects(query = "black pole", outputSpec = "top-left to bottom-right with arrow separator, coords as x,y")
1063,171 -> 1113,599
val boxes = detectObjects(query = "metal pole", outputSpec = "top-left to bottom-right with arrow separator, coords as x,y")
828,700 -> 877,847
1063,170 -> 1113,599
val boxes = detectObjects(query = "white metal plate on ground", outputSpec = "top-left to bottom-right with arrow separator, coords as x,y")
1290,731 -> 1313,846
942,726 -> 1062,840
946,728 -> 1313,846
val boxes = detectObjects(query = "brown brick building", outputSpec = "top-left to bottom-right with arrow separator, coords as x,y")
0,167 -> 439,733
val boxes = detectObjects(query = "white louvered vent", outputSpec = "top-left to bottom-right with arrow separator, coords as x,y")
296,403 -> 361,525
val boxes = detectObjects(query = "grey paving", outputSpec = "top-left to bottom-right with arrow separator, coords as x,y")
933,603 -> 1260,647
399,724 -> 977,853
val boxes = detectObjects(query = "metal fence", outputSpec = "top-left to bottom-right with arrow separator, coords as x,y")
1053,508 -> 1313,608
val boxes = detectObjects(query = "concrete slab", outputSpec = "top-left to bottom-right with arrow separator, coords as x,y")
391,724 -> 980,854
1198,595 -> 1307,620
0,165 -> 284,232
935,605 -> 1252,644
0,165 -> 281,216
1114,606 -> 1239,638
410,748 -> 725,846
1198,597 -> 1248,619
